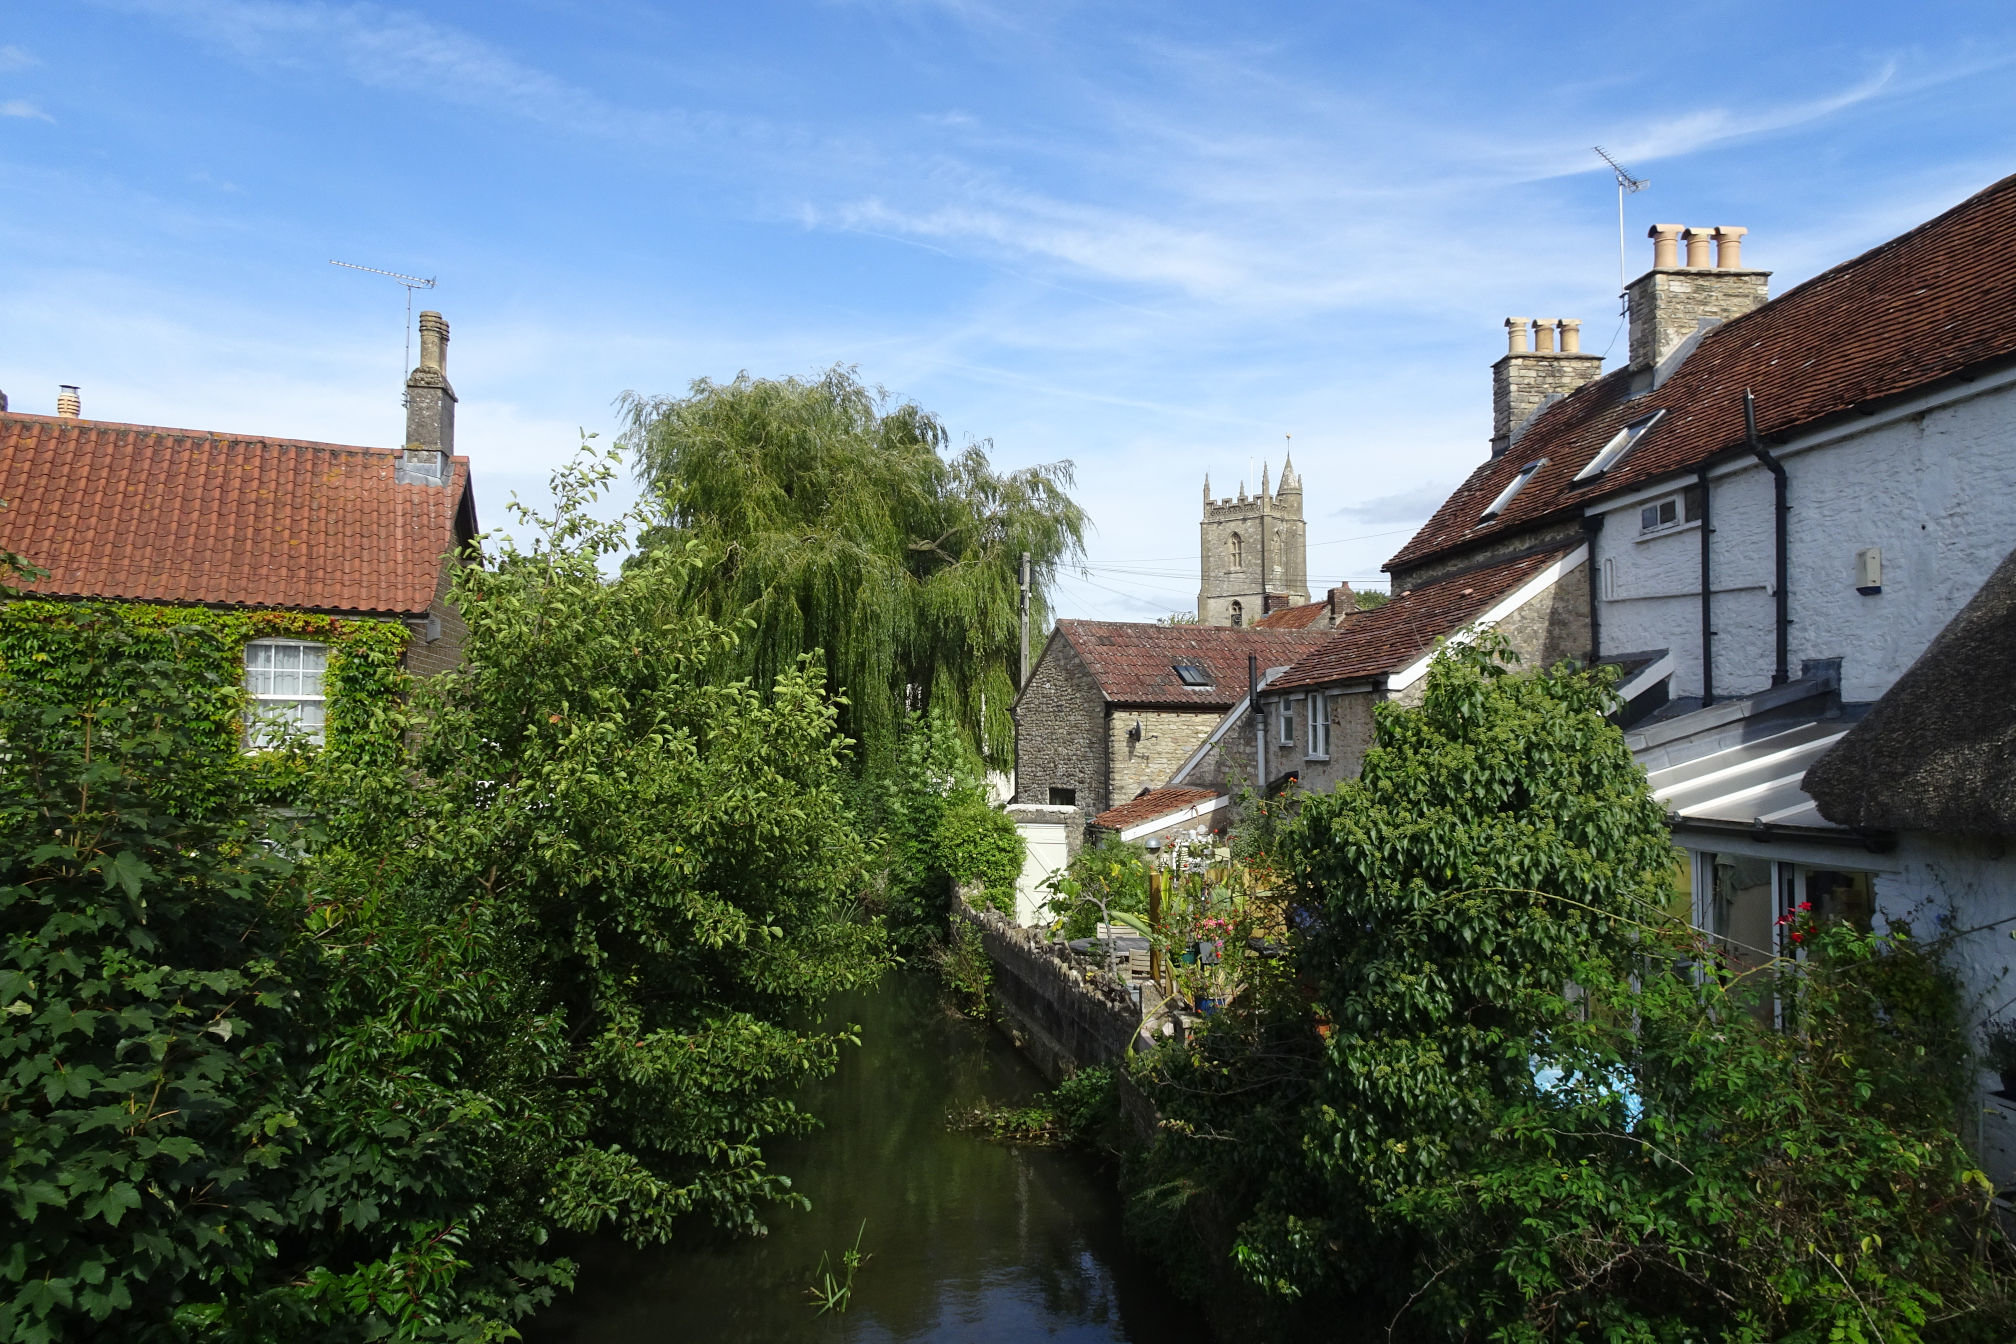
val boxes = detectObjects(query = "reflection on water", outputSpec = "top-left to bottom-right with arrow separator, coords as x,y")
528,972 -> 1203,1344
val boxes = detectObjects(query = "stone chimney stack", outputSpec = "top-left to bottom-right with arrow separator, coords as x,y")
400,310 -> 456,485
56,386 -> 80,419
1625,224 -> 1769,374
1490,318 -> 1602,458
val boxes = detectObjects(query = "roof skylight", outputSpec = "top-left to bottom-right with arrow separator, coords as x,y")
1573,409 -> 1666,482
1480,457 -> 1547,522
1172,663 -> 1213,687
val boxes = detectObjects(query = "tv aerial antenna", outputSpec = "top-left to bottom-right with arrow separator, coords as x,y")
1593,146 -> 1648,293
329,259 -> 437,401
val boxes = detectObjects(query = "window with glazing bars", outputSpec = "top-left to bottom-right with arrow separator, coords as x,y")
244,639 -> 328,748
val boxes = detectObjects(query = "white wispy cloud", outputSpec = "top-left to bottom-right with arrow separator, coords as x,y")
0,44 -> 36,70
1,99 -> 52,121
102,0 -> 702,142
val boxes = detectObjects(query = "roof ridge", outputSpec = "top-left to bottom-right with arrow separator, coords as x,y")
0,411 -> 470,463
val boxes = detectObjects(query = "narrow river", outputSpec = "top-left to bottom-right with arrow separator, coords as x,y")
528,972 -> 1204,1343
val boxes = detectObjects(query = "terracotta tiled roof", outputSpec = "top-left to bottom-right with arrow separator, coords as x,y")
1271,545 -> 1574,690
1255,599 -> 1328,629
1092,785 -> 1224,832
0,413 -> 475,615
1388,171 -> 2016,573
1051,620 -> 1331,708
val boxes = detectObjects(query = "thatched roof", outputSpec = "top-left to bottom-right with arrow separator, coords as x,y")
1803,546 -> 2016,838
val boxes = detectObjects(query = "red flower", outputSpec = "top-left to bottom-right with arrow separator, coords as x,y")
1791,932 -> 1804,943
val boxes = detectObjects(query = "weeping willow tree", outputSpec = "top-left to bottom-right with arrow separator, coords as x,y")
620,366 -> 1085,772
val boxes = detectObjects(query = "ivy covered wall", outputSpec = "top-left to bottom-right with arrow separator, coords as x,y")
0,600 -> 409,804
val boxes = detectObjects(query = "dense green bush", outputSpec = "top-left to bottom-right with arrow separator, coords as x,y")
1135,635 -> 2015,1342
1,452 -> 895,1340
0,608 -> 314,1343
873,709 -> 1022,946
1042,833 -> 1150,939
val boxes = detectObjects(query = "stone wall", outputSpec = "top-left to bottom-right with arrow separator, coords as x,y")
1013,633 -> 1108,818
1491,350 -> 1604,457
1625,267 -> 1770,371
1107,707 -> 1223,805
953,899 -> 1142,1082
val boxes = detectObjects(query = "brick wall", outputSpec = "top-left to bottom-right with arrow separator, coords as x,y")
1107,707 -> 1222,806
399,555 -> 471,678
1013,633 -> 1108,819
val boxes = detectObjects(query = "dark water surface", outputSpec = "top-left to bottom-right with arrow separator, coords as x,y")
528,973 -> 1204,1343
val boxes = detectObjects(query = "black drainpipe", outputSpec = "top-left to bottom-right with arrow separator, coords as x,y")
1697,462 -> 1714,707
1581,513 -> 1603,666
1743,389 -> 1791,687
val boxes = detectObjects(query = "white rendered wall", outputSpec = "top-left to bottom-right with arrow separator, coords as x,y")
1013,819 -> 1070,927
1595,373 -> 2016,704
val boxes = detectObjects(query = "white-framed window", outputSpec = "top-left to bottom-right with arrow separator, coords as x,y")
244,639 -> 329,748
1638,485 -> 1703,536
1305,691 -> 1330,760
1278,697 -> 1295,745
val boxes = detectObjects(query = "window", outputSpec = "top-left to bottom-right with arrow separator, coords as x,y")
1638,485 -> 1702,535
1173,663 -> 1212,687
1278,697 -> 1295,745
1048,786 -> 1077,807
1228,532 -> 1244,570
1305,692 -> 1330,760
1601,557 -> 1618,600
1573,409 -> 1666,482
1229,600 -> 1244,627
1480,457 -> 1547,522
244,639 -> 328,748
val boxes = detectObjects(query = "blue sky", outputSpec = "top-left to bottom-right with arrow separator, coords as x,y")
4,2 -> 2014,621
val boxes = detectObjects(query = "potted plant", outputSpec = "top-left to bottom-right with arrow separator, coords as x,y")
1983,1019 -> 2016,1098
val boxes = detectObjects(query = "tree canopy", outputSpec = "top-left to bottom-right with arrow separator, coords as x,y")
621,366 -> 1086,771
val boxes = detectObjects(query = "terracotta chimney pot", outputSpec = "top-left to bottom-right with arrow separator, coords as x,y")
1648,224 -> 1683,270
1558,318 -> 1582,354
1712,226 -> 1749,268
1682,227 -> 1714,269
1532,319 -> 1557,354
55,385 -> 80,419
1504,317 -> 1531,354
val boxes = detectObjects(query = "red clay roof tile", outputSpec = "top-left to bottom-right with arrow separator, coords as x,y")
1092,785 -> 1224,832
1254,599 -> 1328,629
1271,545 -> 1573,690
1389,171 -> 2016,573
0,412 -> 474,616
1052,620 -> 1331,708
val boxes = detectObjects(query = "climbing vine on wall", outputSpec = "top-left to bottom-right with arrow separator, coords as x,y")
0,600 -> 408,806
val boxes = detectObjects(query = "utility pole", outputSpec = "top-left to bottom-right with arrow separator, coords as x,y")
1017,551 -> 1031,690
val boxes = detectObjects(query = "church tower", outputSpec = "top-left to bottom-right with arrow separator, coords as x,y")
1198,456 -> 1309,626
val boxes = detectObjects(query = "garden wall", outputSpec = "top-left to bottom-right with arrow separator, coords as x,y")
953,898 -> 1143,1084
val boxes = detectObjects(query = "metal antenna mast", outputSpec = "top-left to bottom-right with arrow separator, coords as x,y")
329,260 -> 437,400
1593,147 -> 1649,292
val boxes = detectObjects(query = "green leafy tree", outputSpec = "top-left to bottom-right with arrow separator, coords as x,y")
276,450 -> 893,1334
873,709 -> 1020,947
1136,636 -> 2014,1341
620,366 -> 1085,771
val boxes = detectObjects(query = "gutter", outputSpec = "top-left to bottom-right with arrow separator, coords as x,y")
1743,389 -> 1791,687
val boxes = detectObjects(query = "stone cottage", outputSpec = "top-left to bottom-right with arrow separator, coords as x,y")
0,310 -> 479,740
1011,619 -> 1329,826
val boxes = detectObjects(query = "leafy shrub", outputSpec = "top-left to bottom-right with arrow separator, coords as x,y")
1135,635 -> 2016,1341
872,709 -> 1021,946
1042,834 -> 1150,939
0,608 -> 313,1342
935,792 -> 1022,916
